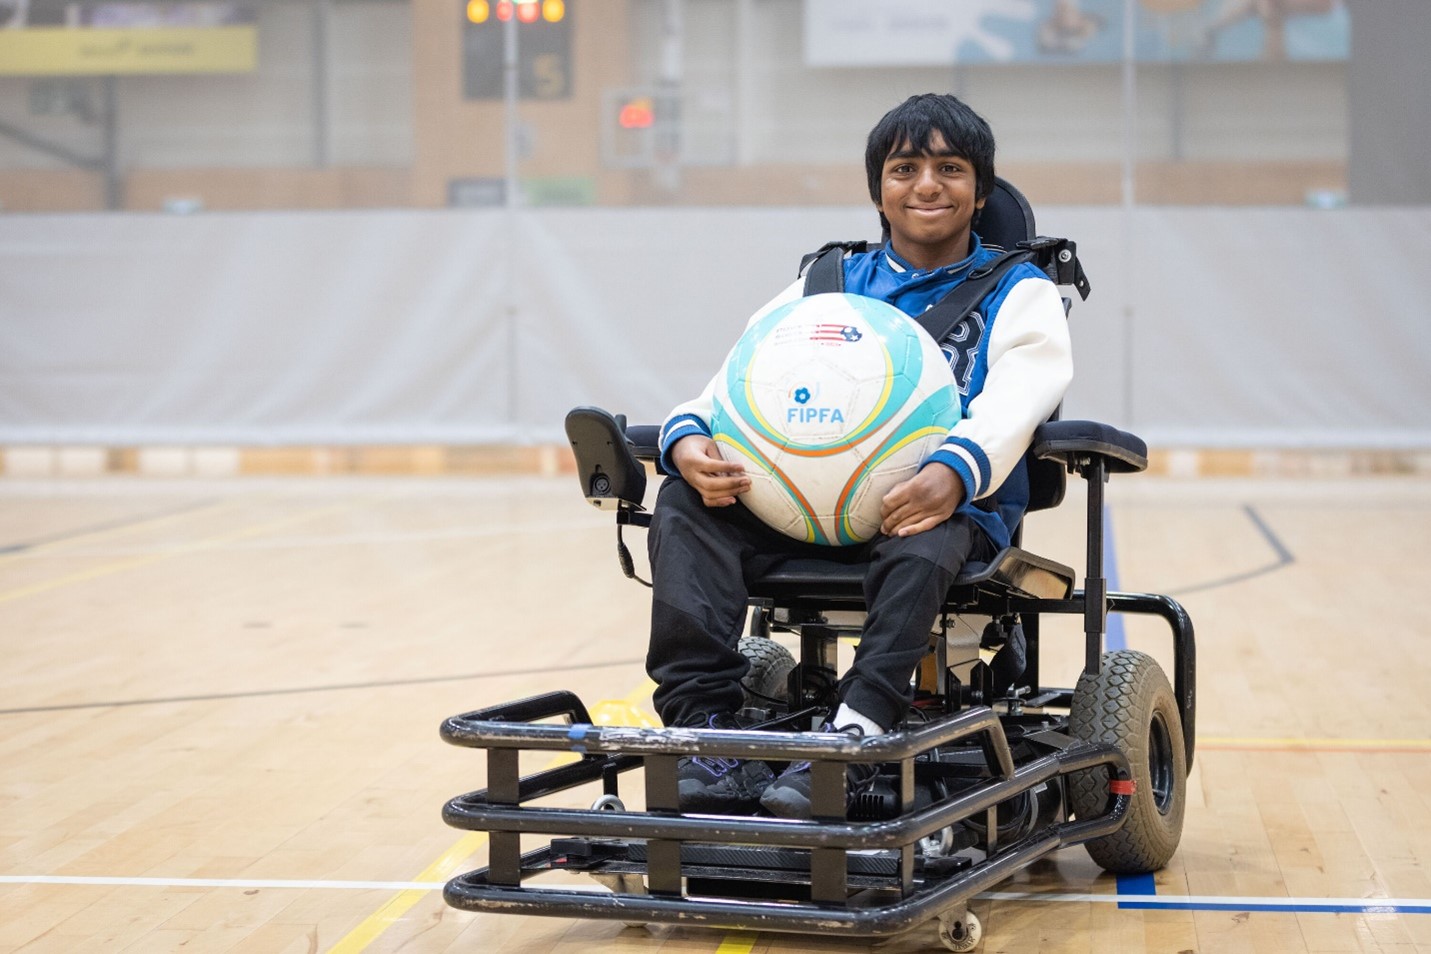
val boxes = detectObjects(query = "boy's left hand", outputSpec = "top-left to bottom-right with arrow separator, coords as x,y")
879,464 -> 965,538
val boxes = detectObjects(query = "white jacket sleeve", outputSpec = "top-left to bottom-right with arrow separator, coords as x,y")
924,276 -> 1073,502
658,277 -> 805,471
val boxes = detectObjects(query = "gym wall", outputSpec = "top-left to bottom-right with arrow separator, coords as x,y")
3,203 -> 1428,451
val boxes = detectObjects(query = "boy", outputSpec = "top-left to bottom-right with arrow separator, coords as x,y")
646,93 -> 1073,818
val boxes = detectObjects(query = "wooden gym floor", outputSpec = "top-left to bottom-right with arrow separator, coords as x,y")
1,472 -> 1429,953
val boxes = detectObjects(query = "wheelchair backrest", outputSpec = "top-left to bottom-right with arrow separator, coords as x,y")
980,178 -> 1068,521
975,176 -> 1038,253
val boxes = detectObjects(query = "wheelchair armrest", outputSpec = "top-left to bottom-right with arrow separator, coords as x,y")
565,406 -> 651,510
1031,419 -> 1147,476
623,424 -> 663,464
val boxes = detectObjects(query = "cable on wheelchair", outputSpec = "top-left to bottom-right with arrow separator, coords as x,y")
738,682 -> 787,707
616,522 -> 652,588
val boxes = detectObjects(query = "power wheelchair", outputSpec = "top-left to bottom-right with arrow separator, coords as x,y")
440,180 -> 1197,951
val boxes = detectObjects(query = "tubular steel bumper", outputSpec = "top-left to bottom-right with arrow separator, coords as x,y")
440,691 -> 1134,938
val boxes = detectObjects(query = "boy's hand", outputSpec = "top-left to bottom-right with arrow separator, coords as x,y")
880,463 -> 965,537
672,435 -> 750,507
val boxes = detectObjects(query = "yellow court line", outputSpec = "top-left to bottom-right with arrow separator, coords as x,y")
0,496 -> 379,607
716,932 -> 760,954
325,677 -> 656,953
324,831 -> 490,954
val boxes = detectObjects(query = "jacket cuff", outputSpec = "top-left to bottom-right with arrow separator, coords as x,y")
924,436 -> 989,502
659,414 -> 710,475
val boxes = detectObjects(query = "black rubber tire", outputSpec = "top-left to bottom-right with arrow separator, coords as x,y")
1069,649 -> 1187,874
738,636 -> 795,709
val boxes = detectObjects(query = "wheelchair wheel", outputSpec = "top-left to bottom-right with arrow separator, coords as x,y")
738,635 -> 795,708
1069,649 -> 1186,874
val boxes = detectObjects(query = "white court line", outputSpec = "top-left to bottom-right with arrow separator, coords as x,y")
1,875 -> 447,891
3,876 -> 1429,913
981,891 -> 1429,910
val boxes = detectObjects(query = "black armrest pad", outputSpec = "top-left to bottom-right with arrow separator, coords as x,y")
1031,419 -> 1148,475
624,424 -> 662,464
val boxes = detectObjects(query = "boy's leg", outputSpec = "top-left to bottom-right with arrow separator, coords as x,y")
648,477 -> 802,813
760,513 -> 995,819
646,477 -> 790,727
837,513 -> 997,730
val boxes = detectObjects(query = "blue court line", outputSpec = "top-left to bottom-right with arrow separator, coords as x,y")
1110,897 -> 1431,915
1116,871 -> 1156,907
1110,857 -> 1431,915
1102,505 -> 1127,651
983,889 -> 1431,915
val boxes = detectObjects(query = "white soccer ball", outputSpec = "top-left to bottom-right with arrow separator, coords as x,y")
710,292 -> 962,545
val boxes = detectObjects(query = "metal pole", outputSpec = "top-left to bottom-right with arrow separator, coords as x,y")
312,0 -> 330,168
503,11 -> 520,434
734,0 -> 752,166
504,11 -> 519,210
102,76 -> 121,210
655,0 -> 684,191
1120,0 -> 1136,428
1121,0 -> 1136,210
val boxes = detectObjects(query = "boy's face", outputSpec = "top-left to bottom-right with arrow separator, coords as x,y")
876,132 -> 985,270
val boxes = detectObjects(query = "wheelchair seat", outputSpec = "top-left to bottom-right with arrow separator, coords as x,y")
753,546 -> 1075,608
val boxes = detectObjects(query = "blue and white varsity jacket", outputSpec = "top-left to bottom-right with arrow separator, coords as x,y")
659,235 -> 1073,550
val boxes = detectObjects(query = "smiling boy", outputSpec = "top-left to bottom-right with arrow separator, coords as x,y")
646,94 -> 1074,818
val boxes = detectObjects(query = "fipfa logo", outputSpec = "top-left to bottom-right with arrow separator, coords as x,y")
787,406 -> 847,425
786,385 -> 844,425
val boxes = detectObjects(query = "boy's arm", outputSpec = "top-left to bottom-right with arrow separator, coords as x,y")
924,275 -> 1074,505
657,277 -> 804,475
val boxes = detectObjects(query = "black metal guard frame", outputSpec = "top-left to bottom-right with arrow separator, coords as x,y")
984,451 -> 1197,768
441,691 -> 1134,938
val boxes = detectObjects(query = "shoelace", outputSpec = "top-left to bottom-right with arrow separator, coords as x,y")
691,755 -> 741,776
780,723 -> 869,783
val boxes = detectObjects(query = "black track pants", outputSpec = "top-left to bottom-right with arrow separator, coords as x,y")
645,477 -> 995,730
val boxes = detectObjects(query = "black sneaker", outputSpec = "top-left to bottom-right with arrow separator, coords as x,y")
759,723 -> 878,819
674,713 -> 774,814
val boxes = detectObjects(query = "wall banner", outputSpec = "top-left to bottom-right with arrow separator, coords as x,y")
803,0 -> 1349,67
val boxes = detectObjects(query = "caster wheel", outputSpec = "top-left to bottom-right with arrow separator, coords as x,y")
938,910 -> 981,952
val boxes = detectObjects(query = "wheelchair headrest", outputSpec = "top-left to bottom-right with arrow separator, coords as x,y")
977,177 -> 1037,250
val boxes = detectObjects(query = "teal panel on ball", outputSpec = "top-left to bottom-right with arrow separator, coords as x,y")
831,386 -> 963,545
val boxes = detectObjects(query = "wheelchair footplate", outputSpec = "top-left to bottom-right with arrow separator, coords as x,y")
440,689 -> 1137,943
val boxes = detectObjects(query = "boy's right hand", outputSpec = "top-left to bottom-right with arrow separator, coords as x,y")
672,435 -> 750,507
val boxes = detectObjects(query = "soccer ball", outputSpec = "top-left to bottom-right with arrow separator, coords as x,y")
710,292 -> 962,545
